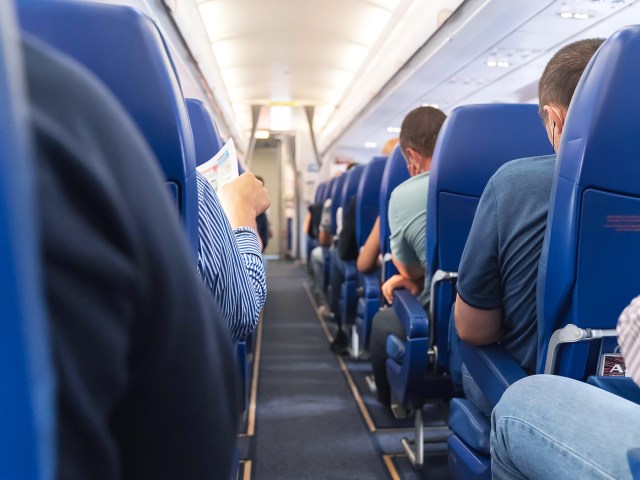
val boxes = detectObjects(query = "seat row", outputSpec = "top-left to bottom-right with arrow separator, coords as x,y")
310,25 -> 640,478
2,2 -> 257,477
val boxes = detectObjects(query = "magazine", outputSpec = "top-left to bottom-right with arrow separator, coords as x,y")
196,138 -> 238,191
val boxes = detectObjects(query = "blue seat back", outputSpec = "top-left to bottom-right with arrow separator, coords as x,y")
340,165 -> 364,209
538,26 -> 640,377
186,98 -> 223,167
314,182 -> 326,204
427,104 -> 553,278
18,0 -> 199,256
427,104 -> 552,373
356,156 -> 387,248
379,147 -> 409,280
0,2 -> 55,477
330,173 -> 348,236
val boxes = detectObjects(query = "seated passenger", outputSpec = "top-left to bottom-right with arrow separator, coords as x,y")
25,37 -> 239,479
454,39 -> 603,409
369,106 -> 447,406
196,169 -> 269,341
491,296 -> 640,480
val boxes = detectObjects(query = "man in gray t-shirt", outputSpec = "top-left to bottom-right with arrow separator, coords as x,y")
370,106 -> 446,407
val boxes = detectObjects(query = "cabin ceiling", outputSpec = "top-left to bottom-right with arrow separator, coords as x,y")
190,0 -> 640,163
195,0 -> 464,149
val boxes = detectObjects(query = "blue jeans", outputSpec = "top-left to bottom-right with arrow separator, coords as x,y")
491,375 -> 640,480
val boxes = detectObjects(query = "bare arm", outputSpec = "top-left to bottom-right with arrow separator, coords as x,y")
357,217 -> 380,273
454,294 -> 503,345
303,211 -> 312,234
381,274 -> 422,304
392,255 -> 424,281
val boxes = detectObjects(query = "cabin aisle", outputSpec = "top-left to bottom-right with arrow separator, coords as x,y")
252,260 -> 389,479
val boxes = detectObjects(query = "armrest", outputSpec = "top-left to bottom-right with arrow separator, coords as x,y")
357,271 -> 380,299
392,289 -> 428,338
587,376 -> 640,406
459,341 -> 527,407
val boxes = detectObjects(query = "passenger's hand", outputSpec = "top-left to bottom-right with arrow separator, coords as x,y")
381,274 -> 421,304
218,173 -> 271,229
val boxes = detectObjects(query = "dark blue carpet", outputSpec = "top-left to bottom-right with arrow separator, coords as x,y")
252,261 -> 389,479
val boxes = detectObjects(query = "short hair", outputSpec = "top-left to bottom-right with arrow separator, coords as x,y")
399,106 -> 447,158
538,38 -> 604,119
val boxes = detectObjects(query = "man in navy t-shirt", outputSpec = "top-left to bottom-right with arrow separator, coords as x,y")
454,39 -> 604,390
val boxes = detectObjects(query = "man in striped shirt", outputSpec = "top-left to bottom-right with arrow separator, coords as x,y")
490,296 -> 640,479
196,171 -> 270,341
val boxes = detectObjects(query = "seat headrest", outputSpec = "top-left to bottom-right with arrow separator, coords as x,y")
186,98 -> 224,167
559,25 -> 640,195
340,165 -> 364,209
379,147 -> 409,255
426,104 -> 553,275
356,156 -> 387,248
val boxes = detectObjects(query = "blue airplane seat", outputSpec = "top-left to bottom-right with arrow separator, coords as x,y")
378,148 -> 409,282
314,181 -> 326,204
453,27 -> 640,480
186,98 -> 224,167
321,174 -> 347,293
18,0 -> 200,258
330,173 -> 348,237
537,25 -> 640,379
354,156 -> 387,350
382,104 -> 552,468
335,166 -> 365,328
0,2 -> 55,477
306,181 -> 328,264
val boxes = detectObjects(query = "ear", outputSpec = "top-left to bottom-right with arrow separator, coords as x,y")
543,104 -> 566,136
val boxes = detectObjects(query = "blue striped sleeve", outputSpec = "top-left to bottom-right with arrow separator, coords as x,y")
196,172 -> 266,341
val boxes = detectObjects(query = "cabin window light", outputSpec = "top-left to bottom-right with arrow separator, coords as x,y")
255,130 -> 270,140
365,142 -> 377,149
387,127 -> 401,133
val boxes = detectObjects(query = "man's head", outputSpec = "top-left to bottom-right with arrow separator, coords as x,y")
538,38 -> 604,151
399,106 -> 446,176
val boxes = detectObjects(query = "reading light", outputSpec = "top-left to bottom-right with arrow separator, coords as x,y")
365,142 -> 377,149
387,127 -> 401,133
558,11 -> 591,20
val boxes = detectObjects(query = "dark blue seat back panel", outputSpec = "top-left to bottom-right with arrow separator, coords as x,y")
379,148 -> 408,263
330,174 -> 348,235
314,182 -> 326,204
186,98 -> 223,167
18,0 -> 199,256
340,165 -> 364,209
0,2 -> 55,477
356,156 -> 386,248
538,26 -> 640,377
427,104 -> 553,278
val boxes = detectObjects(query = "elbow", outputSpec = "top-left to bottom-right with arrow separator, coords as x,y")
455,319 -> 500,346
